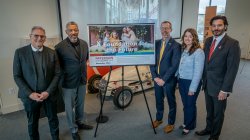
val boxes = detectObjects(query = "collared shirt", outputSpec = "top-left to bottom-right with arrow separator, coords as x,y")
31,44 -> 43,52
212,32 -> 226,51
162,36 -> 170,44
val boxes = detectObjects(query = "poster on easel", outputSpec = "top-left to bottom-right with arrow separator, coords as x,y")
88,23 -> 155,66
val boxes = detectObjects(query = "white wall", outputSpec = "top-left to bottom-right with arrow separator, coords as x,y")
226,0 -> 250,59
181,0 -> 199,33
60,0 -> 106,40
158,0 -> 184,39
176,0 -> 199,42
0,0 -> 60,114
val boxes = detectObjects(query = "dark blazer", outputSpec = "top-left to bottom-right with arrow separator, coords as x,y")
13,45 -> 61,99
55,38 -> 89,88
150,38 -> 181,83
203,34 -> 241,96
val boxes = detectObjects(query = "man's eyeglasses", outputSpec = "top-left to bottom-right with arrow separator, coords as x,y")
31,34 -> 46,39
67,29 -> 79,33
160,27 -> 171,31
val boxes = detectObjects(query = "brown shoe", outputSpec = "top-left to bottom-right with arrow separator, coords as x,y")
152,120 -> 163,128
164,124 -> 174,133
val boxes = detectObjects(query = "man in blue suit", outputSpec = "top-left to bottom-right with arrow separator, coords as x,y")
150,21 -> 181,133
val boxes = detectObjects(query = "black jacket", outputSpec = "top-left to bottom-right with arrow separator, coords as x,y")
13,45 -> 61,99
55,38 -> 89,88
203,34 -> 241,96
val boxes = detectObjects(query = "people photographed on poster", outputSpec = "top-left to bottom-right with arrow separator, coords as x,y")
127,26 -> 138,42
121,27 -> 130,42
126,26 -> 138,49
176,28 -> 205,135
110,30 -> 121,53
103,31 -> 111,48
121,27 -> 130,53
195,15 -> 241,140
149,21 -> 181,133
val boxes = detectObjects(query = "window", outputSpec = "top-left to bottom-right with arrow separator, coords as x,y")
105,0 -> 183,39
197,0 -> 227,41
59,0 -> 183,40
105,0 -> 159,24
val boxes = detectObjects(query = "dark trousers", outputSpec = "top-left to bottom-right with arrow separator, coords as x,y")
21,97 -> 59,140
205,90 -> 227,138
178,78 -> 201,130
154,78 -> 177,125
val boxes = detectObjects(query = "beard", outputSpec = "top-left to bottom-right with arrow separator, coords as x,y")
212,29 -> 225,36
69,36 -> 78,43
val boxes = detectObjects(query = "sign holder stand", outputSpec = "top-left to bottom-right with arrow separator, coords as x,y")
94,66 -> 156,137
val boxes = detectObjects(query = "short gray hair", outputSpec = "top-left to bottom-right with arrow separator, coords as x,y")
66,21 -> 78,29
31,26 -> 45,34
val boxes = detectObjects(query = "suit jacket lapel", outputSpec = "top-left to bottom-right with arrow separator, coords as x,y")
205,37 -> 213,63
42,47 -> 47,78
79,41 -> 83,61
156,40 -> 161,65
209,35 -> 227,62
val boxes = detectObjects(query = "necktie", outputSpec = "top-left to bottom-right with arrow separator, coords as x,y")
208,39 -> 216,61
158,40 -> 166,74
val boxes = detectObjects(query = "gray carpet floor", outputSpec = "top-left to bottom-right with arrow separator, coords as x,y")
0,60 -> 249,140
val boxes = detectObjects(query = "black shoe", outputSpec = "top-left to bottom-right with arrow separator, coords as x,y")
208,137 -> 219,140
182,129 -> 190,135
76,122 -> 93,130
72,132 -> 80,140
179,124 -> 185,129
52,135 -> 60,140
195,129 -> 211,136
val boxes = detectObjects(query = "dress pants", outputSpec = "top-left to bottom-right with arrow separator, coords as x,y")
205,89 -> 227,138
62,84 -> 86,133
154,78 -> 177,125
178,78 -> 201,130
21,97 -> 59,140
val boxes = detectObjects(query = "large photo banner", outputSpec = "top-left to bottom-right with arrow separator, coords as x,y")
88,23 -> 155,66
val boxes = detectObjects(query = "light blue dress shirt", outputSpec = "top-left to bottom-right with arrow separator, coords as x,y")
211,32 -> 226,51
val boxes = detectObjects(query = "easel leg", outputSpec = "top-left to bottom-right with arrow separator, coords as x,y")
94,66 -> 113,137
135,66 -> 157,134
95,90 -> 109,123
122,66 -> 124,111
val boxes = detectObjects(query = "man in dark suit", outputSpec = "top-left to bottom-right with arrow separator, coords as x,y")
150,21 -> 181,133
13,26 -> 60,140
55,21 -> 93,140
195,16 -> 241,140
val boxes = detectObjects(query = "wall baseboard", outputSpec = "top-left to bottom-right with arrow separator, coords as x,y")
1,103 -> 24,114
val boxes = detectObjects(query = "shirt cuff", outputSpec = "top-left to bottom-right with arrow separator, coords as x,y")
220,90 -> 230,96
